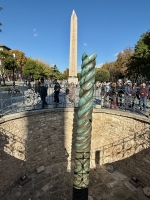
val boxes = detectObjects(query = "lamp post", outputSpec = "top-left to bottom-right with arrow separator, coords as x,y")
12,53 -> 16,87
73,52 -> 97,200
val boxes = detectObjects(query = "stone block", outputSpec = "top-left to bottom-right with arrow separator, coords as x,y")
124,181 -> 136,192
129,178 -> 141,188
110,171 -> 127,181
143,186 -> 150,197
95,104 -> 101,109
36,166 -> 45,174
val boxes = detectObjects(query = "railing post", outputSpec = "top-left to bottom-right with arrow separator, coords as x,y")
0,85 -> 3,116
73,53 -> 97,200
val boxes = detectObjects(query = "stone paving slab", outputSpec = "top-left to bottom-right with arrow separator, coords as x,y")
2,164 -> 150,200
124,181 -> 136,192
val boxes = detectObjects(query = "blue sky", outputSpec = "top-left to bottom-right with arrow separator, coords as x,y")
0,0 -> 150,72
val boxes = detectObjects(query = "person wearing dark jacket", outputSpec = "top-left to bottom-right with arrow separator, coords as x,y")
116,79 -> 124,107
40,78 -> 48,108
109,82 -> 117,109
54,79 -> 61,104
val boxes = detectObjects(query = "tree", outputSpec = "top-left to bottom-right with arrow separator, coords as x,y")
23,59 -> 37,78
114,47 -> 133,78
51,65 -> 63,80
23,58 -> 53,79
34,59 -> 52,78
0,50 -> 17,82
77,73 -> 81,81
101,62 -> 117,81
63,68 -> 69,79
9,50 -> 27,73
101,47 -> 133,81
126,30 -> 150,80
95,68 -> 110,81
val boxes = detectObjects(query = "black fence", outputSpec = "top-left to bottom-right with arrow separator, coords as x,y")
0,83 -> 150,117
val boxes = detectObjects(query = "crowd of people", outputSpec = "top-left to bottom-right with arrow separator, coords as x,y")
26,78 -> 61,109
4,76 -> 149,112
96,79 -> 150,112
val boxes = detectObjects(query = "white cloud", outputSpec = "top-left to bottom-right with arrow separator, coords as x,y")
114,53 -> 119,57
33,28 -> 38,37
33,33 -> 38,37
78,66 -> 81,72
83,43 -> 87,46
114,51 -> 124,57
96,63 -> 103,68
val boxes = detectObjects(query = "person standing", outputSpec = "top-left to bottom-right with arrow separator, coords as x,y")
109,82 -> 117,110
116,79 -> 124,107
139,83 -> 148,112
125,80 -> 133,109
100,82 -> 106,107
27,81 -> 32,93
40,78 -> 48,108
53,79 -> 61,104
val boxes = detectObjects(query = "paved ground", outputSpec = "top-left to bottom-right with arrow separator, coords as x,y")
2,164 -> 150,200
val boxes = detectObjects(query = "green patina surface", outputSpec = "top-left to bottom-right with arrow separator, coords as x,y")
73,52 -> 97,189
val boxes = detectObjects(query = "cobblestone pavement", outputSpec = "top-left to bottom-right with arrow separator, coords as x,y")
2,163 -> 150,200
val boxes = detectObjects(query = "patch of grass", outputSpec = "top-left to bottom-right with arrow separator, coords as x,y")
0,85 -> 12,88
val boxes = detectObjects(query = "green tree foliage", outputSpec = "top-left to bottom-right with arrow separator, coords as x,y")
95,68 -> 110,81
51,65 -> 63,80
10,50 -> 27,73
77,73 -> 81,81
63,68 -> 69,79
23,59 -> 37,77
0,50 -> 17,78
126,31 -> 150,80
101,62 -> 116,81
23,58 -> 54,79
34,59 -> 52,79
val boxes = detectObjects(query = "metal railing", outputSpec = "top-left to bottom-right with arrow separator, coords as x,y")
91,126 -> 150,166
0,83 -> 150,117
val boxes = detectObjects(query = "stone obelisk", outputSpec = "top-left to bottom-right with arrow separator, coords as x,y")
68,10 -> 78,84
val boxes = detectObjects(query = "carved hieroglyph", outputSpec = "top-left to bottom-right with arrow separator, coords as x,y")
69,10 -> 77,77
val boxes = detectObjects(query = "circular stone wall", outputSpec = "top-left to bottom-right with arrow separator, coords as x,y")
0,108 -> 150,198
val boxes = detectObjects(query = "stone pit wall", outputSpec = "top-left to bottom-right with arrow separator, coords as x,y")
91,110 -> 150,186
0,108 -> 150,197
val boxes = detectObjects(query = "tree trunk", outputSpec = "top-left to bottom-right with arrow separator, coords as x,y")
13,68 -> 15,87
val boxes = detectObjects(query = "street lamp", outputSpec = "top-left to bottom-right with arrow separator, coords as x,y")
12,53 -> 16,87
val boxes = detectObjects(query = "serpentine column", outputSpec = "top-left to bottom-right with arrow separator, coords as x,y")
73,52 -> 97,200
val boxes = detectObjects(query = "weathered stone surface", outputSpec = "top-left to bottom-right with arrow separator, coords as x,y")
143,186 -> 150,197
0,108 -> 150,198
68,10 -> 78,78
88,196 -> 93,200
36,165 -> 45,174
124,181 -> 136,192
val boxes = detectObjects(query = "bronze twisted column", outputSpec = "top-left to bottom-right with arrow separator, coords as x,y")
73,52 -> 97,200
